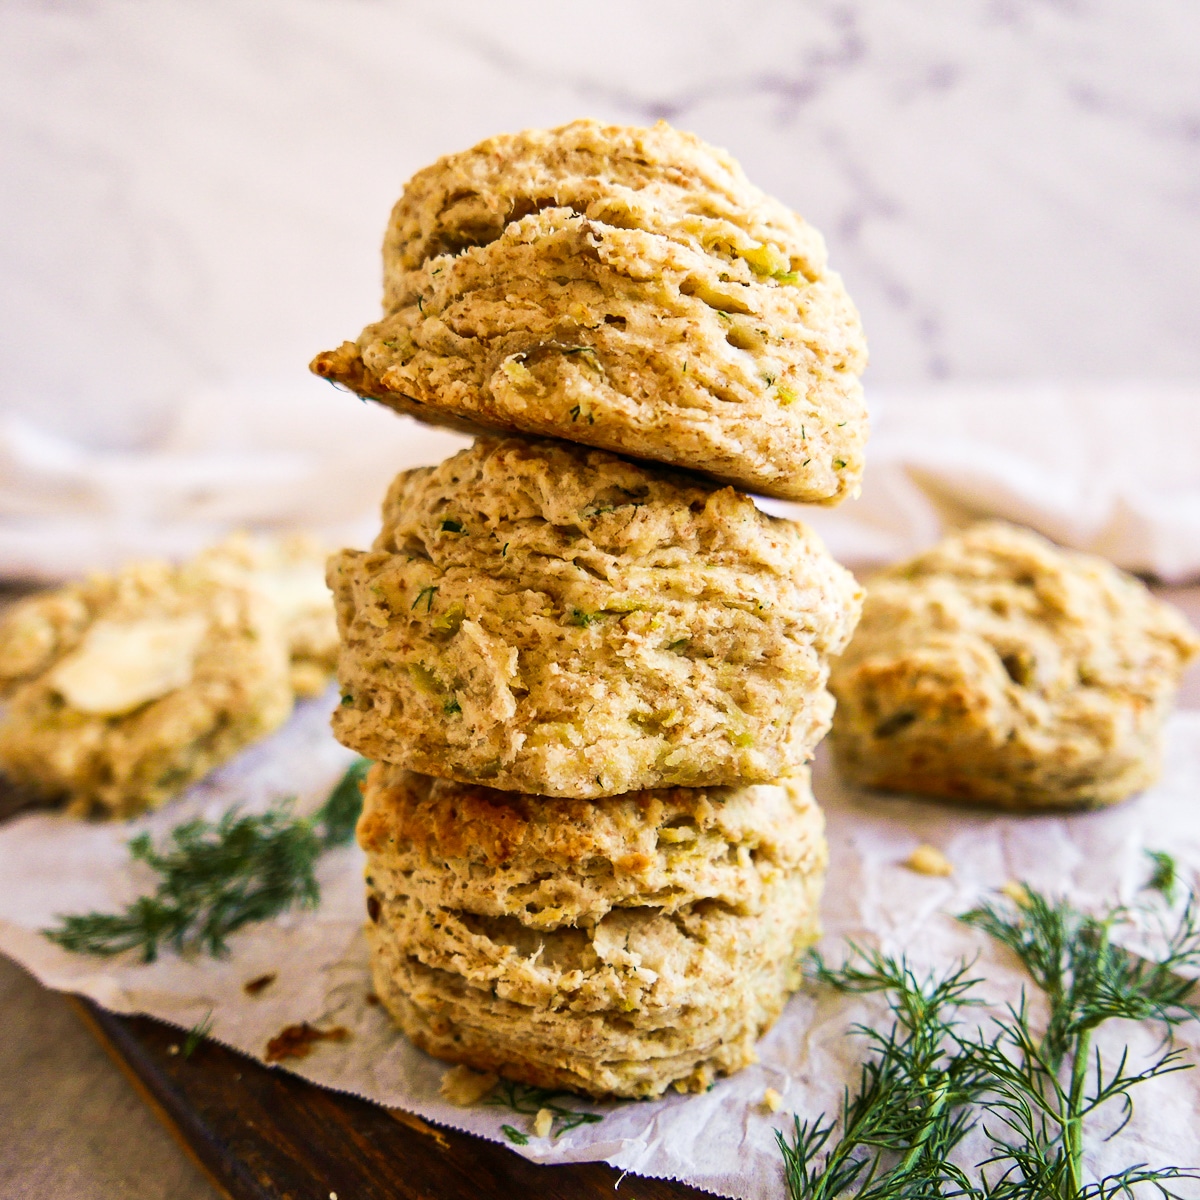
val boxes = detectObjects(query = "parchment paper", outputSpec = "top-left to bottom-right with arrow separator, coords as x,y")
2,691 -> 1199,1198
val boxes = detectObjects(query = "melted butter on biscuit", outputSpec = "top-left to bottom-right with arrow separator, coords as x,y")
253,563 -> 330,623
50,615 -> 209,715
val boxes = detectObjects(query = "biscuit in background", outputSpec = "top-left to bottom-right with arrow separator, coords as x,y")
199,532 -> 338,697
829,522 -> 1200,810
312,119 -> 867,504
0,554 -> 293,818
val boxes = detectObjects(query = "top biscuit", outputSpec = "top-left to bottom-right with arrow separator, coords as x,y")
311,120 -> 867,503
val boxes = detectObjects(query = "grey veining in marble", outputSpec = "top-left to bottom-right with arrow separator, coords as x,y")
1,0 -> 1198,451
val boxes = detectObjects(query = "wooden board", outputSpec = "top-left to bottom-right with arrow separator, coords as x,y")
71,997 -> 715,1200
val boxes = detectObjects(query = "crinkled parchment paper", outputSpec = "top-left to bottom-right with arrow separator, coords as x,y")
2,693 -> 1199,1198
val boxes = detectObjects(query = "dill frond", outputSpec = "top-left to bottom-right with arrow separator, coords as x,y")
782,852 -> 1200,1199
484,1080 -> 603,1140
956,855 -> 1200,1196
778,948 -> 988,1198
44,758 -> 371,962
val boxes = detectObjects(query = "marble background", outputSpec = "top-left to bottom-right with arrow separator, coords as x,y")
2,0 -> 1199,452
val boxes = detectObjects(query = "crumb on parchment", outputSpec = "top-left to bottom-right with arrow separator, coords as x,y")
243,972 -> 277,996
905,844 -> 954,877
762,1087 -> 784,1112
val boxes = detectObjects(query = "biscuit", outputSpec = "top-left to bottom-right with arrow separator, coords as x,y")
359,762 -> 826,1098
829,522 -> 1200,809
0,556 -> 293,817
330,436 -> 862,797
198,533 -> 338,697
311,120 -> 867,503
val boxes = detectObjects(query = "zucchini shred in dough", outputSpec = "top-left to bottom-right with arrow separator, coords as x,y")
829,522 -> 1200,809
330,436 -> 862,797
311,119 -> 867,503
358,761 -> 827,1098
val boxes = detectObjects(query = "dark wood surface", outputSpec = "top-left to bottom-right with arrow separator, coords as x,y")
71,997 -> 715,1200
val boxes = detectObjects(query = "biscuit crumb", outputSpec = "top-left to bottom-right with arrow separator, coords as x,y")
439,1064 -> 498,1106
1001,880 -> 1031,907
533,1107 -> 554,1138
906,844 -> 953,877
762,1087 -> 784,1113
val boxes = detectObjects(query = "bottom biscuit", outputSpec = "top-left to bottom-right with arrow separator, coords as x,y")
359,763 -> 826,1099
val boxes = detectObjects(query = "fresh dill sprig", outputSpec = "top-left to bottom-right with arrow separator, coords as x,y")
778,947 -> 989,1198
1146,849 -> 1179,903
953,862 -> 1200,1198
782,853 -> 1200,1199
44,758 -> 371,962
485,1080 -> 604,1141
182,1009 -> 214,1059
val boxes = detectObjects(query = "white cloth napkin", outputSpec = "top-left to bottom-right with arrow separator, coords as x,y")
768,383 -> 1200,581
4,382 -> 1199,581
0,380 -> 470,580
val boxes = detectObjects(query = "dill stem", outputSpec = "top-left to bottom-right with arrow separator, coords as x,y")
1065,1027 -> 1091,1194
897,1075 -> 949,1174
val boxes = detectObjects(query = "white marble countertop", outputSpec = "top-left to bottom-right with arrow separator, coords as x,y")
3,0 -> 1199,455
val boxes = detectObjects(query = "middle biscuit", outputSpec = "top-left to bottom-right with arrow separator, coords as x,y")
330,436 -> 862,797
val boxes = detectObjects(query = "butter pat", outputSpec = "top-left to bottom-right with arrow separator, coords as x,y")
254,563 -> 331,623
50,615 -> 209,715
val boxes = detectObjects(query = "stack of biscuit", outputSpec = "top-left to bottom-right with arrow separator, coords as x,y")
313,121 -> 868,1098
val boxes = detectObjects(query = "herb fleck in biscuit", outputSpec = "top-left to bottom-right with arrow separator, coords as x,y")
359,762 -> 826,1098
311,119 -> 867,503
0,557 -> 293,817
829,522 -> 1200,809
330,437 -> 862,798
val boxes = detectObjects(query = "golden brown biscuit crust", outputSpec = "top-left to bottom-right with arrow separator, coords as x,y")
358,763 -> 824,927
359,763 -> 826,1098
